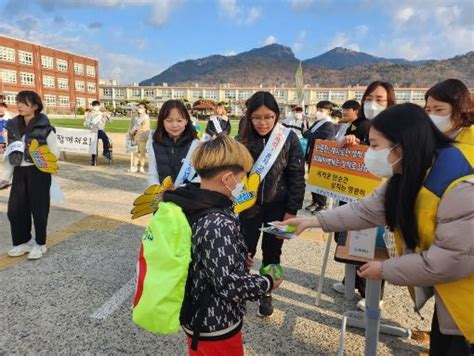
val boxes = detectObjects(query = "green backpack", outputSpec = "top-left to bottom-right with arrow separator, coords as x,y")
132,201 -> 192,334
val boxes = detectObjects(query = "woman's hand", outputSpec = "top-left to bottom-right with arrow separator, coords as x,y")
339,135 -> 360,147
274,217 -> 321,235
357,261 -> 384,280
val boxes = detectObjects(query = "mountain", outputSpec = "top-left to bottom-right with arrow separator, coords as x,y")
139,45 -> 473,88
302,47 -> 431,69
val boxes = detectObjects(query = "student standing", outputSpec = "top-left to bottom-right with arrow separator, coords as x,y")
84,100 -> 112,165
0,91 -> 59,260
128,103 -> 150,173
238,91 -> 305,317
147,100 -> 198,186
205,103 -> 231,137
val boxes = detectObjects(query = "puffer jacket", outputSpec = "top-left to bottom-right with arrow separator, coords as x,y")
316,179 -> 474,337
239,125 -> 305,215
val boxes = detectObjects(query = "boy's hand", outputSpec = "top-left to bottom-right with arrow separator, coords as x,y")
339,134 -> 360,147
245,254 -> 254,269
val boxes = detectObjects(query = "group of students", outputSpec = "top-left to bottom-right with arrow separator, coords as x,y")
0,77 -> 472,355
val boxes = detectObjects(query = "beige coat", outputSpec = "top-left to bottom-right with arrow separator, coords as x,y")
317,180 -> 474,336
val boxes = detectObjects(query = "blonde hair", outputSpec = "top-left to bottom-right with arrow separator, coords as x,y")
192,135 -> 253,178
215,103 -> 226,116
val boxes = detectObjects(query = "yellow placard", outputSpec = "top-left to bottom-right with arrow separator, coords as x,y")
307,140 -> 382,202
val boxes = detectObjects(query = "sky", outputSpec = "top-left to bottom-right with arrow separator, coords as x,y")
0,0 -> 472,84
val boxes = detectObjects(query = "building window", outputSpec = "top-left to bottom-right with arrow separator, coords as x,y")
88,98 -> 96,107
273,90 -> 285,100
44,95 -> 56,107
191,90 -> 202,99
20,72 -> 34,86
57,78 -> 69,89
0,46 -> 15,62
224,90 -> 236,99
76,97 -> 86,107
3,92 -> 17,105
411,91 -> 425,101
87,82 -> 96,93
144,89 -> 155,97
75,80 -> 85,92
174,89 -> 185,99
395,91 -> 410,101
86,65 -> 96,77
43,75 -> 55,88
132,89 -> 141,97
162,89 -> 172,98
115,89 -> 125,97
18,51 -> 33,65
354,91 -> 364,100
57,59 -> 68,72
41,55 -> 54,69
0,69 -> 17,84
316,91 -> 329,100
204,90 -> 218,100
330,91 -> 346,101
74,63 -> 84,75
58,96 -> 70,107
237,90 -> 252,100
102,88 -> 112,96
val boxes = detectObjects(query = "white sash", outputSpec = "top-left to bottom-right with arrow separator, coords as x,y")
133,115 -> 147,129
211,116 -> 223,134
250,123 -> 290,180
310,118 -> 332,133
335,123 -> 351,141
174,139 -> 200,186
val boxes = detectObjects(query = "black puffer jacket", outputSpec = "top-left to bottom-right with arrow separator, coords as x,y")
240,125 -> 305,215
205,116 -> 231,137
152,134 -> 193,182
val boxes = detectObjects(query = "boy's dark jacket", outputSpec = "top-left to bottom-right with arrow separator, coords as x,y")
162,184 -> 271,340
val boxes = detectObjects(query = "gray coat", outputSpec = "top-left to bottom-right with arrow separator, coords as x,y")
317,180 -> 474,337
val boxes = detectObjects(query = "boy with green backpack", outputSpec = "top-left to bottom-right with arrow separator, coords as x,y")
132,136 -> 282,355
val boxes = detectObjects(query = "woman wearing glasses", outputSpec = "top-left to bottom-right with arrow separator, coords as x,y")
238,91 -> 305,317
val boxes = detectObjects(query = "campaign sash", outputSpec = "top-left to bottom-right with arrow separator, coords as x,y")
174,139 -> 200,187
310,118 -> 332,133
211,116 -> 223,134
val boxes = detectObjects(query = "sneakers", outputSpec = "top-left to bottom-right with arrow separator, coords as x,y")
138,166 -> 145,173
357,299 -> 384,311
305,203 -> 317,211
103,152 -> 112,160
258,294 -> 274,317
129,166 -> 138,173
333,282 -> 345,294
8,243 -> 32,257
27,245 -> 47,260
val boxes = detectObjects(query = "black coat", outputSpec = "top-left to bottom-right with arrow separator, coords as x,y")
344,117 -> 370,144
152,134 -> 193,183
303,120 -> 336,164
205,116 -> 231,137
240,126 -> 305,215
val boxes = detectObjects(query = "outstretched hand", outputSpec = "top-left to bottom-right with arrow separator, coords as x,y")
339,135 -> 360,147
273,217 -> 321,235
357,261 -> 384,280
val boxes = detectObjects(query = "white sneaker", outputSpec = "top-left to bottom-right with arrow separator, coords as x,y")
333,282 -> 345,294
129,166 -> 138,173
8,243 -> 32,257
27,245 -> 47,260
357,299 -> 384,311
138,166 -> 145,173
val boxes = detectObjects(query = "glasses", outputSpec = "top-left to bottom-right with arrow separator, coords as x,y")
251,115 -> 276,122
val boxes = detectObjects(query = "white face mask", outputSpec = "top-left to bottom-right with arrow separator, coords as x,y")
138,108 -> 145,114
429,114 -> 452,133
295,112 -> 303,120
364,101 -> 385,120
364,146 -> 401,178
224,174 -> 245,199
316,111 -> 328,120
92,106 -> 100,112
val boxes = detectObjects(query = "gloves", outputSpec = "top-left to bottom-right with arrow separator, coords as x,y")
131,176 -> 174,219
28,139 -> 58,174
234,173 -> 260,214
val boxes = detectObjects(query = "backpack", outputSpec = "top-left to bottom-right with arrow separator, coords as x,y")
132,201 -> 225,344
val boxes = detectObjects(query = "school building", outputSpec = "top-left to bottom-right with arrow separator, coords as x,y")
0,35 -> 99,114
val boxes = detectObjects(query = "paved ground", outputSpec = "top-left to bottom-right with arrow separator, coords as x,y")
0,144 -> 433,355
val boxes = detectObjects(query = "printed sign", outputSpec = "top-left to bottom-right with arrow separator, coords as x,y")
307,140 -> 383,203
56,127 -> 98,154
348,228 -> 377,259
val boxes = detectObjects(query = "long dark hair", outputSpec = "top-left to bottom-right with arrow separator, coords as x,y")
153,100 -> 197,143
371,103 -> 453,249
425,79 -> 473,129
240,91 -> 280,146
358,81 -> 396,120
16,91 -> 44,136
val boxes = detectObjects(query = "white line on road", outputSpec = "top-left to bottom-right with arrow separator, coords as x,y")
90,278 -> 135,320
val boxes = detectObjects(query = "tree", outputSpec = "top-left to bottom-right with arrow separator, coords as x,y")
77,107 -> 85,115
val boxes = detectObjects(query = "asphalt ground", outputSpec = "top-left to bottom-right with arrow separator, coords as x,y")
0,139 -> 433,355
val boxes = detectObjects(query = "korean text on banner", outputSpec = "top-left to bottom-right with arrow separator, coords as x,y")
56,127 -> 98,155
307,139 -> 383,203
